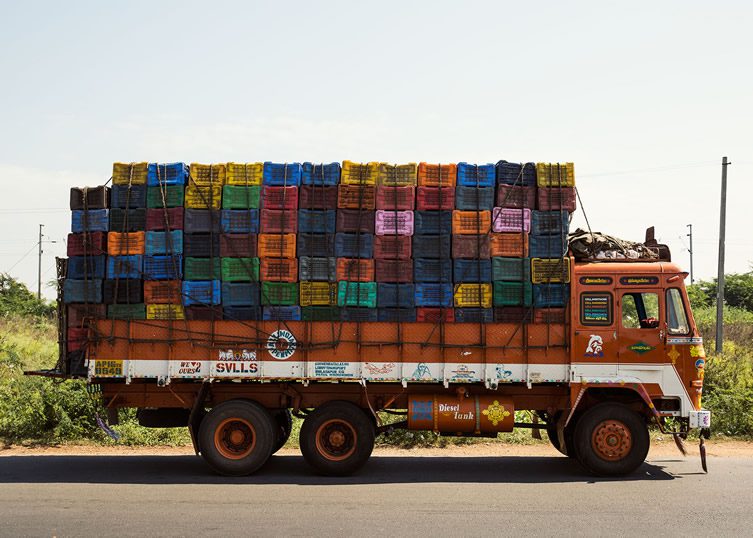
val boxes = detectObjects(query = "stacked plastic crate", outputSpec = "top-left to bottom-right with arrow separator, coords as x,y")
220,163 -> 263,321
413,163 -> 455,321
299,163 -> 340,321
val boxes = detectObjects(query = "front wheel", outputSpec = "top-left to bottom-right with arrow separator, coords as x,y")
574,403 -> 650,476
299,401 -> 375,476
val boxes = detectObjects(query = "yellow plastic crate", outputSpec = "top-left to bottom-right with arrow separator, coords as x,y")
375,163 -> 418,186
185,184 -> 222,209
299,282 -> 338,306
225,162 -> 264,185
531,258 -> 571,284
146,304 -> 185,320
112,162 -> 148,185
536,162 -> 575,187
341,160 -> 376,185
190,163 -> 226,186
454,283 -> 493,308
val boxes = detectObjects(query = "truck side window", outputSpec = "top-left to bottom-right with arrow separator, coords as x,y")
622,293 -> 659,329
666,288 -> 690,335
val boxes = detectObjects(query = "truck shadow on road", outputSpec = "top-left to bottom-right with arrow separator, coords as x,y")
0,454 -> 674,485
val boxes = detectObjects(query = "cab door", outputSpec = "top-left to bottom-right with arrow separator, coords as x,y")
615,287 -> 665,366
572,285 -> 618,378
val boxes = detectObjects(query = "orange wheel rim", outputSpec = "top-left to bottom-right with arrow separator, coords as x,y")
591,419 -> 632,461
315,419 -> 357,462
214,418 -> 256,460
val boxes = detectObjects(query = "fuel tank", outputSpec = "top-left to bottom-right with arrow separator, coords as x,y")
408,394 -> 515,434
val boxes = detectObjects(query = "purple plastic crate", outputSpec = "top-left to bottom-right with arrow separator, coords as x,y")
375,210 -> 414,236
492,207 -> 531,233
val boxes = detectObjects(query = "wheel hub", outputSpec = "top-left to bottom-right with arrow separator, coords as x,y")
215,418 -> 256,460
592,419 -> 632,461
316,419 -> 357,461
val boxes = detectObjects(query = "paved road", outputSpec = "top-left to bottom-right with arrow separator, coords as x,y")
0,452 -> 749,537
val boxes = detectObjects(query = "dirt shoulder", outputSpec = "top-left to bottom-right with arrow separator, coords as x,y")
2,439 -> 752,458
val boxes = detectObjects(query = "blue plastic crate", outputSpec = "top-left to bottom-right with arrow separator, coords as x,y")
334,233 -> 373,258
182,280 -> 221,306
412,234 -> 451,259
455,186 -> 495,210
413,258 -> 452,283
377,283 -> 415,308
145,230 -> 183,256
377,308 -> 417,322
221,282 -> 260,307
414,283 -> 453,307
454,308 -> 494,323
298,210 -> 336,233
453,259 -> 491,283
302,162 -> 341,185
67,255 -> 106,279
143,255 -> 183,280
222,306 -> 262,321
221,209 -> 260,234
298,233 -> 336,257
63,279 -> 103,304
340,307 -> 378,322
147,162 -> 188,186
531,211 -> 570,236
71,209 -> 109,233
413,211 -> 452,235
263,305 -> 301,321
457,163 -> 495,187
263,162 -> 302,186
529,234 -> 567,258
111,184 -> 147,208
495,161 -> 537,187
533,283 -> 570,307
107,255 -> 143,279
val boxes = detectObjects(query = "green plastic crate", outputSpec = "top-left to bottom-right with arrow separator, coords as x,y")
222,185 -> 261,209
491,257 -> 531,282
221,257 -> 260,282
184,257 -> 222,280
147,185 -> 185,208
337,281 -> 377,308
302,306 -> 341,321
493,280 -> 533,306
107,303 -> 146,320
261,282 -> 298,306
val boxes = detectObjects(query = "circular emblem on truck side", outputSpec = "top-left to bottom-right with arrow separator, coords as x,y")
267,330 -> 297,360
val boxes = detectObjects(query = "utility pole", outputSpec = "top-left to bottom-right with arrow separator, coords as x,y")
37,224 -> 43,300
686,224 -> 694,284
715,156 -> 731,353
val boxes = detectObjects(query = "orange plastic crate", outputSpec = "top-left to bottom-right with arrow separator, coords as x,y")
260,257 -> 298,282
144,280 -> 182,304
337,184 -> 376,209
489,232 -> 529,257
258,233 -> 297,258
107,231 -> 145,255
451,210 -> 491,234
417,163 -> 457,187
336,258 -> 375,282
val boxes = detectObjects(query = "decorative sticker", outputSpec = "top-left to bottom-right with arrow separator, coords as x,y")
214,349 -> 258,376
579,276 -> 613,285
411,363 -> 431,380
451,365 -> 477,380
94,360 -> 123,377
629,342 -> 656,355
364,363 -> 396,375
667,345 -> 680,365
619,276 -> 659,286
266,330 -> 297,360
584,335 -> 604,358
411,400 -> 432,422
580,293 -> 612,326
482,400 -> 511,426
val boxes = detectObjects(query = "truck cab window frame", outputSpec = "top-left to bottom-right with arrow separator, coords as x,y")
666,288 -> 690,335
621,292 -> 660,329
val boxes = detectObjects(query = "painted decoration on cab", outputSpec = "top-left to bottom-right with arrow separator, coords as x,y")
584,335 -> 604,358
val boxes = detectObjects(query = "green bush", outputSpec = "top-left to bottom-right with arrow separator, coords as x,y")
702,342 -> 753,437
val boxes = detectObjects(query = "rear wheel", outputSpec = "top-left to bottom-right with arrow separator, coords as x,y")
300,401 -> 375,476
574,403 -> 649,476
199,400 -> 275,476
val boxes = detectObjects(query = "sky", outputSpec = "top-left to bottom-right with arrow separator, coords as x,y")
0,0 -> 750,299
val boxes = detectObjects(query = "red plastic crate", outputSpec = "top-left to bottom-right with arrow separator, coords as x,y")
67,327 -> 88,352
260,209 -> 298,233
144,280 -> 182,304
496,185 -> 536,209
336,209 -> 375,233
67,232 -> 107,257
416,307 -> 455,323
416,186 -> 455,210
337,185 -> 375,209
373,235 -> 411,259
375,259 -> 413,282
489,232 -> 529,257
336,258 -> 375,282
146,207 -> 184,230
299,185 -> 338,209
260,257 -> 298,282
537,187 -> 576,212
452,234 -> 491,259
67,304 -> 106,327
376,186 -> 415,210
533,307 -> 567,324
261,186 -> 299,210
220,234 -> 257,257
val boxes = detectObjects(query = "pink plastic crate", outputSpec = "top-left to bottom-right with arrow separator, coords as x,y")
375,210 -> 414,236
492,207 -> 531,233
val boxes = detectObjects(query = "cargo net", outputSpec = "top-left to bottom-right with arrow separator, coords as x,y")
61,160 -> 580,372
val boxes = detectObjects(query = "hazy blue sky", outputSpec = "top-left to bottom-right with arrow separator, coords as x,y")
0,1 -> 750,298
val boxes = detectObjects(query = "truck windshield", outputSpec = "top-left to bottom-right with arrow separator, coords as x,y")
666,288 -> 690,335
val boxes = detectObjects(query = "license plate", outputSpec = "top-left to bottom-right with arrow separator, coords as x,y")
689,410 -> 711,429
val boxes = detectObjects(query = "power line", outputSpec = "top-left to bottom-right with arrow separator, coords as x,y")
5,242 -> 39,273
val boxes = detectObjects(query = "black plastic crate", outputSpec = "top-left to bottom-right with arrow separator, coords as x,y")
109,208 -> 147,232
183,233 -> 220,257
414,211 -> 452,235
377,308 -> 417,322
413,258 -> 452,282
377,283 -> 415,308
412,234 -> 451,259
70,186 -> 110,210
111,184 -> 147,209
103,279 -> 143,304
297,233 -> 336,257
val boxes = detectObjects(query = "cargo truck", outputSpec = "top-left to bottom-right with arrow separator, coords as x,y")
35,160 -> 711,478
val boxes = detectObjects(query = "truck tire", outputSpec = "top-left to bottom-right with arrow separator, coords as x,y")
546,412 -> 577,458
198,400 -> 275,476
299,401 -> 375,476
573,403 -> 650,476
271,409 -> 293,454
